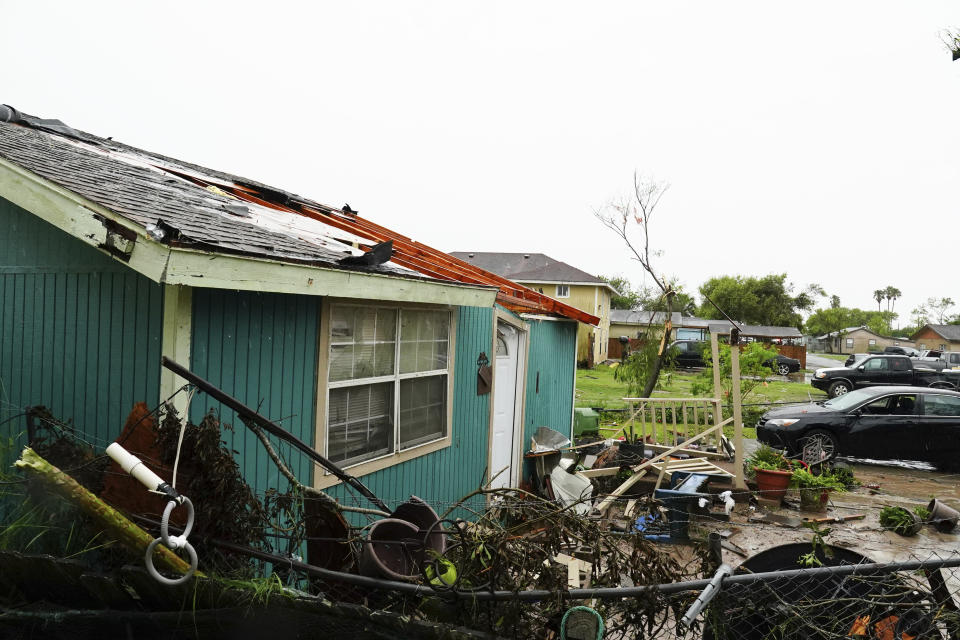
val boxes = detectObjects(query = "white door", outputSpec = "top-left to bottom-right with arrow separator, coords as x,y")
491,322 -> 522,489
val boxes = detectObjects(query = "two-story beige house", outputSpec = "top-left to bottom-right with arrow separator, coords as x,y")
450,252 -> 616,365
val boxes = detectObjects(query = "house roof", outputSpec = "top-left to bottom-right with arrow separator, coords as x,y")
708,323 -> 803,339
610,310 -> 682,326
911,324 -> 960,342
0,106 -> 597,325
450,252 -> 617,293
814,326 -> 875,340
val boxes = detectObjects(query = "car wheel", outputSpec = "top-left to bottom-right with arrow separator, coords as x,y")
798,429 -> 838,465
777,363 -> 791,376
828,381 -> 851,398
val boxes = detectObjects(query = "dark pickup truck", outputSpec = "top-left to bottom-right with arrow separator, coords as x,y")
811,355 -> 960,398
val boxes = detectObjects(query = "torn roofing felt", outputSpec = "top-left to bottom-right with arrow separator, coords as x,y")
0,105 -> 598,324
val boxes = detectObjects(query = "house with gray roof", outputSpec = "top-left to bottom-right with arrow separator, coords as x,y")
911,324 -> 960,351
451,252 -> 617,365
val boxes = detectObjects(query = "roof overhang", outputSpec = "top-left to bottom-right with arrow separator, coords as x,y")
0,157 -> 498,307
513,278 -> 619,295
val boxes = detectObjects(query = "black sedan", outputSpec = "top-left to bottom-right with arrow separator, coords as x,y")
668,340 -> 801,375
756,386 -> 960,466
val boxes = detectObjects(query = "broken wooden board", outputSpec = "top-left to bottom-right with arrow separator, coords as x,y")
580,467 -> 622,479
648,458 -> 734,481
645,443 -> 726,460
554,553 -> 592,589
594,417 -> 732,515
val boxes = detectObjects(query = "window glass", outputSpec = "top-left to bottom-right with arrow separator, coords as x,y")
329,307 -> 397,381
868,339 -> 876,345
556,284 -> 570,298
864,358 -> 887,371
923,394 -> 960,417
399,376 -> 447,448
328,305 -> 451,468
327,382 -> 394,465
891,358 -> 909,371
890,395 -> 917,415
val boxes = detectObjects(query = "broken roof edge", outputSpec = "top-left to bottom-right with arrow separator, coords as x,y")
0,156 -> 499,308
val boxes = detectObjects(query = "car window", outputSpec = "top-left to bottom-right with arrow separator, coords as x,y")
824,388 -> 875,411
922,394 -> 960,417
863,358 -> 888,371
863,397 -> 893,414
891,358 -> 909,372
890,395 -> 917,415
948,354 -> 960,366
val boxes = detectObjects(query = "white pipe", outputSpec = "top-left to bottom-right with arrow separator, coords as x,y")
106,443 -> 168,492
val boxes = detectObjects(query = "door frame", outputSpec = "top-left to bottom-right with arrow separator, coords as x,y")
487,308 -> 530,488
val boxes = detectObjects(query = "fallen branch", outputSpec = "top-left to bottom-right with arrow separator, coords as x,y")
14,447 -> 199,577
244,420 -> 389,518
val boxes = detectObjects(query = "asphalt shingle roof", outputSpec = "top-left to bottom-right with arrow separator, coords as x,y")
0,118 -> 416,278
449,252 -> 607,285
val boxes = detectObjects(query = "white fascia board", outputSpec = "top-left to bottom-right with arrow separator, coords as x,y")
0,157 -> 498,308
516,279 -> 619,294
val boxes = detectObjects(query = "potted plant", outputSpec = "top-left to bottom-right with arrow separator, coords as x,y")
791,467 -> 845,512
747,444 -> 794,501
879,505 -> 923,537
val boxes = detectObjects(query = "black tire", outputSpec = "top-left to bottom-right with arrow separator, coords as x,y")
828,380 -> 851,398
777,363 -> 791,376
798,429 -> 839,465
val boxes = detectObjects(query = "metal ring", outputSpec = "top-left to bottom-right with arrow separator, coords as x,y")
160,497 -> 195,547
145,537 -> 198,586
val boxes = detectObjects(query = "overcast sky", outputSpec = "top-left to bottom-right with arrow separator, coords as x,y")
3,2 -> 959,327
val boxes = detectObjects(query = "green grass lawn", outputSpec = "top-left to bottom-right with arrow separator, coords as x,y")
576,365 -> 827,440
811,352 -> 847,362
575,365 -> 822,409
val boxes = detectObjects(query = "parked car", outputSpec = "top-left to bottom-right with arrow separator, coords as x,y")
757,386 -> 960,467
883,345 -> 921,357
667,340 -> 801,375
811,355 -> 960,398
916,350 -> 960,370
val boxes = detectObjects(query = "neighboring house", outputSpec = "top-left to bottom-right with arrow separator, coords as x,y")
911,325 -> 960,351
811,327 -> 913,354
0,108 -> 598,511
450,252 -> 616,365
609,311 -> 708,341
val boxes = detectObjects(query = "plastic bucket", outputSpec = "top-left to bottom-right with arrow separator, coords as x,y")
927,499 -> 959,533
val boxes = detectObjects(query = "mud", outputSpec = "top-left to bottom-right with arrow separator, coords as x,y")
696,459 -> 960,570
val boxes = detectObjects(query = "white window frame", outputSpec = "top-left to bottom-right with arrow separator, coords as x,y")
868,339 -> 876,346
845,338 -> 854,348
556,284 -> 570,298
315,299 -> 456,488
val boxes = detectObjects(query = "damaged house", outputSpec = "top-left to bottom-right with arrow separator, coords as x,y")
0,106 -> 597,506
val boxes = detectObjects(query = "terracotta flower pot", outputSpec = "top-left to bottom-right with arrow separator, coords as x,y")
754,468 -> 792,502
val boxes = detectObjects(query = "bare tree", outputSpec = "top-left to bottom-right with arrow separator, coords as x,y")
595,173 -> 674,398
927,297 -> 955,324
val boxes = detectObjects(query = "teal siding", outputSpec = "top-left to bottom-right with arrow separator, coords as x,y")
524,319 -> 577,444
0,197 -> 163,449
326,306 -> 493,513
189,290 -> 319,498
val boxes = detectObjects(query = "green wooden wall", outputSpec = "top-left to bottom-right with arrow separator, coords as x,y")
523,318 -> 577,444
0,197 -> 163,451
189,290 -> 320,499
326,305 -> 493,514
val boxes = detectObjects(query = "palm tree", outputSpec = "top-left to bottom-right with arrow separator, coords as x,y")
885,286 -> 902,313
873,289 -> 885,311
